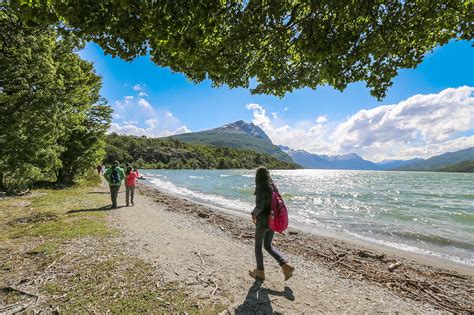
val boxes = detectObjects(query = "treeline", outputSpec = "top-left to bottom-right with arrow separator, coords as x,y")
105,134 -> 300,170
439,160 -> 474,173
0,10 -> 112,192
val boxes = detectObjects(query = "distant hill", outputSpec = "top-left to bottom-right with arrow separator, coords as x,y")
105,134 -> 299,170
280,147 -> 379,170
376,158 -> 424,170
438,160 -> 474,173
171,120 -> 293,163
280,145 -> 474,172
323,153 -> 380,170
280,149 -> 334,169
395,147 -> 474,171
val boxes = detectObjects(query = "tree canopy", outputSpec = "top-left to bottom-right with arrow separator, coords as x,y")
0,10 -> 112,192
6,0 -> 472,99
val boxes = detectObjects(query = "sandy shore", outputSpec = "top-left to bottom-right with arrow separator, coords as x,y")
109,182 -> 473,313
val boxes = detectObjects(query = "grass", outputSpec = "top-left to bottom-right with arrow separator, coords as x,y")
40,253 -> 223,313
0,172 -> 225,313
0,184 -> 113,242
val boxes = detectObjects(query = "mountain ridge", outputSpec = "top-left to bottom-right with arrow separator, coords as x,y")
280,146 -> 474,172
279,147 -> 380,170
395,147 -> 474,171
213,120 -> 271,142
171,120 -> 473,172
170,120 -> 294,163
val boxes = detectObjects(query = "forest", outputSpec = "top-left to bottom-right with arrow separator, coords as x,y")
105,134 -> 299,170
0,9 -> 112,192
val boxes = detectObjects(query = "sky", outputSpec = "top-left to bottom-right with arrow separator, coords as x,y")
79,40 -> 474,162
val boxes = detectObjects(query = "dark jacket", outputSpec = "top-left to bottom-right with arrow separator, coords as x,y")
251,183 -> 278,219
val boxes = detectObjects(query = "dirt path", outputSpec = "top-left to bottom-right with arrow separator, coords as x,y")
106,183 -> 436,314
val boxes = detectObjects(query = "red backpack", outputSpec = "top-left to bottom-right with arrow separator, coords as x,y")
268,184 -> 289,233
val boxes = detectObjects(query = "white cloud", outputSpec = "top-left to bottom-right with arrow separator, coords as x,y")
332,86 -> 474,160
109,123 -> 148,136
109,93 -> 190,138
246,103 -> 332,154
245,86 -> 474,161
246,103 -> 263,111
132,84 -> 142,91
145,119 -> 159,128
138,98 -> 152,110
246,103 -> 271,129
138,91 -> 148,97
159,125 -> 191,137
316,115 -> 328,123
284,107 -> 288,111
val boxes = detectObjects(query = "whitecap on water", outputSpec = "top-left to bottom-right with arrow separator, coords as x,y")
149,178 -> 252,212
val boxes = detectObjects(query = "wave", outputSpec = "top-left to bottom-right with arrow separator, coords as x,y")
391,231 -> 474,251
345,231 -> 474,266
143,169 -> 474,267
148,178 -> 252,213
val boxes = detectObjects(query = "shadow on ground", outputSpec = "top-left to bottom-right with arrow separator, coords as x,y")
235,280 -> 295,314
66,205 -> 126,214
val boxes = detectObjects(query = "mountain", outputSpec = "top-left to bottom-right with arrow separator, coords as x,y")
171,120 -> 294,163
326,153 -> 380,170
105,134 -> 299,170
281,149 -> 334,169
280,147 -> 379,170
395,147 -> 474,171
376,158 -> 424,170
439,160 -> 474,173
214,120 -> 272,142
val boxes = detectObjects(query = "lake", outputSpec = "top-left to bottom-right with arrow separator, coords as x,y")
141,169 -> 474,266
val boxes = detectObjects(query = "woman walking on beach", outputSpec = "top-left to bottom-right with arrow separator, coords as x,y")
125,166 -> 139,206
249,166 -> 294,281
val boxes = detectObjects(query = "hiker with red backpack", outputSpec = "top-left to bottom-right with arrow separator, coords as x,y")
104,161 -> 125,208
249,166 -> 294,281
124,166 -> 140,206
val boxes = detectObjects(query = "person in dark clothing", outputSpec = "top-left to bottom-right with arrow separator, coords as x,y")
249,166 -> 295,281
103,161 -> 125,208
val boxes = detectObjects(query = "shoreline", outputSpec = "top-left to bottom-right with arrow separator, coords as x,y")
143,180 -> 473,276
137,182 -> 473,313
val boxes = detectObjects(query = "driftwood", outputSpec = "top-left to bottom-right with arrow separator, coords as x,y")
388,262 -> 402,272
0,286 -> 38,314
194,251 -> 206,268
139,184 -> 474,314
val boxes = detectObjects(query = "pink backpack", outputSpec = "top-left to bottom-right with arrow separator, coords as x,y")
268,184 -> 288,233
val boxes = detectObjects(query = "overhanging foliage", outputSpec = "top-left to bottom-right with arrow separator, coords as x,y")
6,0 -> 473,99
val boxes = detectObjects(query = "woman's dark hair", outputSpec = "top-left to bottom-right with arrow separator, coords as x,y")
125,166 -> 133,176
254,166 -> 273,195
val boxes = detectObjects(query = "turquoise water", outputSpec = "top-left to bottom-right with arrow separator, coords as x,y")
141,169 -> 474,266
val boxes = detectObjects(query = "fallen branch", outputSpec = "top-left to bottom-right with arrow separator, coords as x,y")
194,251 -> 206,268
211,281 -> 219,296
0,287 -> 38,314
388,262 -> 402,272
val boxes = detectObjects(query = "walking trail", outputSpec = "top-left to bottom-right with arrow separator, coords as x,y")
106,182 -> 437,314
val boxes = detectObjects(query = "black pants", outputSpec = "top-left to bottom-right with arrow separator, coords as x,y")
109,185 -> 120,207
255,216 -> 287,270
